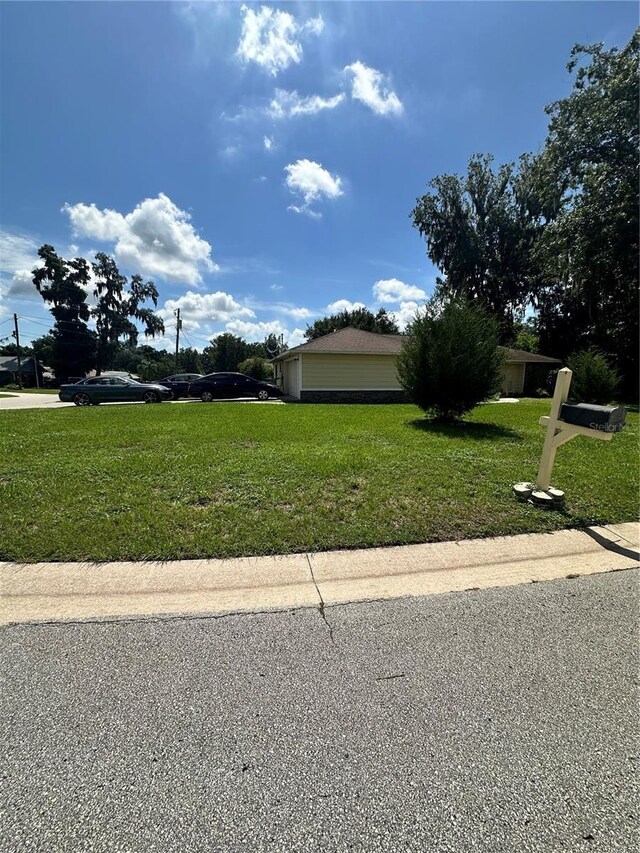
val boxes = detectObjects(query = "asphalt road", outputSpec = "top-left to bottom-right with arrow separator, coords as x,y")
2,571 -> 638,852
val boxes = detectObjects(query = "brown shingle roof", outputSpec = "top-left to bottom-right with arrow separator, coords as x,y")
271,328 -> 561,364
502,348 -> 562,364
271,327 -> 406,361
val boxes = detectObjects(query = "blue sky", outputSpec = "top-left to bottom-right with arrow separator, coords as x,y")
0,1 -> 636,351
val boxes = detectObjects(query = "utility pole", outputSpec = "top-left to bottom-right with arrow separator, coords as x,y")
174,308 -> 182,370
12,313 -> 23,390
34,355 -> 40,389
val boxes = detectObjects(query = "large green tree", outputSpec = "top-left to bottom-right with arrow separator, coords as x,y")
411,153 -> 548,342
32,245 -> 96,380
30,334 -> 56,367
202,333 -> 252,373
304,307 -> 399,341
533,33 -> 639,396
91,253 -> 164,374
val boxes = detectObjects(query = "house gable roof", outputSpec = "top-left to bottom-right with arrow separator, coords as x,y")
0,355 -> 37,373
502,348 -> 561,365
271,327 -> 406,361
272,328 -> 561,365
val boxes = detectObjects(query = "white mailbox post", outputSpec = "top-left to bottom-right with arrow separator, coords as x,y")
513,367 -> 624,506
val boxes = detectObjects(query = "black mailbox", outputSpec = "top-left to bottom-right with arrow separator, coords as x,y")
560,402 -> 626,433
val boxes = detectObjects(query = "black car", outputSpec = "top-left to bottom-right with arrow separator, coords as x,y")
188,372 -> 284,402
158,373 -> 204,399
58,376 -> 172,406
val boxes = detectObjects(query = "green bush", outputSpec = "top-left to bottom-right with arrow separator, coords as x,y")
568,348 -> 619,405
397,299 -> 503,421
237,357 -> 274,380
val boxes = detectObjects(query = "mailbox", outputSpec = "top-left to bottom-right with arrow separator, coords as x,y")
560,402 -> 626,433
513,368 -> 627,505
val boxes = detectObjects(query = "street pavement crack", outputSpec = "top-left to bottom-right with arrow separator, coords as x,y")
306,554 -> 336,647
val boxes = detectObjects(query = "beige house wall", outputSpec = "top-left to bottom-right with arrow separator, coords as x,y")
279,351 -> 531,398
301,353 -> 402,390
501,363 -> 526,395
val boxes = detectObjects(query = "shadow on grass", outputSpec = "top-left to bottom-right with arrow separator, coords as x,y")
406,418 -> 521,441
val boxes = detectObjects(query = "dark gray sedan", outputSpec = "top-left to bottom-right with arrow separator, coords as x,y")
59,376 -> 172,406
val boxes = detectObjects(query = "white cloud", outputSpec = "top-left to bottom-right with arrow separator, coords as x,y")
281,306 -> 313,320
287,205 -> 322,220
236,5 -> 324,76
64,204 -> 125,242
284,159 -> 343,218
220,144 -> 241,159
0,230 -> 45,302
263,135 -> 273,150
327,299 -> 366,313
225,318 -> 305,348
373,278 -> 426,303
159,290 -> 255,330
268,89 -> 345,119
63,194 -> 217,286
270,283 -> 283,291
7,270 -> 37,298
344,61 -> 403,117
389,301 -> 419,331
0,229 -> 41,275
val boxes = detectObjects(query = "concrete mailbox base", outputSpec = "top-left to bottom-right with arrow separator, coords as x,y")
513,482 -> 565,506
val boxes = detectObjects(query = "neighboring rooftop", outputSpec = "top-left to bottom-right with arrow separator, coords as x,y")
0,355 -> 40,373
272,327 -> 561,364
503,348 -> 562,364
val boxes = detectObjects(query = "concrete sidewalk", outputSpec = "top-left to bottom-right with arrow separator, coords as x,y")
1,522 -> 637,625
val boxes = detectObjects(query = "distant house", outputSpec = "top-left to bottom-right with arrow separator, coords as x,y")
271,327 -> 561,403
0,355 -> 49,388
500,348 -> 562,396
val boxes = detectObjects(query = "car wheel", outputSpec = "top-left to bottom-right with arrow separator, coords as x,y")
143,390 -> 159,404
257,389 -> 269,401
73,392 -> 91,407
201,391 -> 214,403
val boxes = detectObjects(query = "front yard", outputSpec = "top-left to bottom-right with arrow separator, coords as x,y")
0,400 -> 637,562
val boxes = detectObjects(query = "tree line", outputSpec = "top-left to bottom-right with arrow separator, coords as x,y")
410,34 -> 638,398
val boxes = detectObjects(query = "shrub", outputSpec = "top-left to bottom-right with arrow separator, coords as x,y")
568,348 -> 619,405
237,356 -> 274,380
397,299 -> 503,421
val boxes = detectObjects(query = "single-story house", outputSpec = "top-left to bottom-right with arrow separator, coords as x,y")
271,327 -> 561,403
0,355 -> 50,388
500,348 -> 562,396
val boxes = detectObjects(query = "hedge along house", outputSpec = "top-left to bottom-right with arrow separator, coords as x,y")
271,327 -> 561,403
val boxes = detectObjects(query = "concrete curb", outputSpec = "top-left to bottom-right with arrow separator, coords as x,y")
1,523 -> 638,626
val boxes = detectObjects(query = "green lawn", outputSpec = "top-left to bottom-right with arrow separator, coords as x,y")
2,387 -> 59,394
0,400 -> 637,562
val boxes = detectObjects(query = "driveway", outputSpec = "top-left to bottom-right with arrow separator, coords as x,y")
0,393 -> 285,411
0,392 -> 73,410
2,570 -> 637,852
